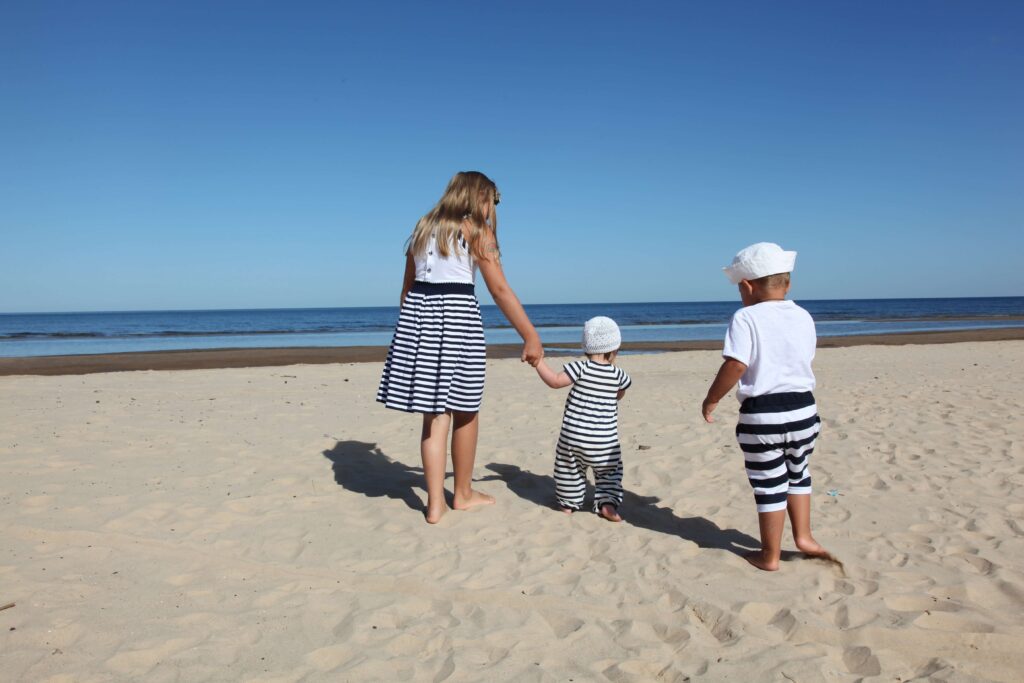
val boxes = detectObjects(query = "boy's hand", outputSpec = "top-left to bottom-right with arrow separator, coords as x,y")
701,396 -> 718,423
702,357 -> 746,424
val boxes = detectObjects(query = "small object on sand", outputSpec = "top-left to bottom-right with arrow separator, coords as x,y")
637,444 -> 652,450
0,603 -> 15,612
827,488 -> 843,497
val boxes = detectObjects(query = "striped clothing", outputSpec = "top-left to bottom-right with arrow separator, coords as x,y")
736,391 -> 820,512
554,360 -> 632,511
376,281 -> 486,414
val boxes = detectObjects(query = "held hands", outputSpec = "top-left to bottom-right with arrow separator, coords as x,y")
521,336 -> 544,366
701,396 -> 718,423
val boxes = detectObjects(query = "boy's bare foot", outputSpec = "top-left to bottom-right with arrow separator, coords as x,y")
598,503 -> 622,522
744,550 -> 779,571
560,506 -> 575,515
425,503 -> 448,525
453,489 -> 495,511
795,536 -> 842,566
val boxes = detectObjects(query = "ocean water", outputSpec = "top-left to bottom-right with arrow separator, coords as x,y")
1,297 -> 1022,358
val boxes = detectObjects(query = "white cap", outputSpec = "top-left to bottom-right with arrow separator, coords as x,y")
583,316 -> 621,354
723,242 -> 797,285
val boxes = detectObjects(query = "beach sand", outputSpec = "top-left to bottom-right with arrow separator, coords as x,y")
2,340 -> 1023,681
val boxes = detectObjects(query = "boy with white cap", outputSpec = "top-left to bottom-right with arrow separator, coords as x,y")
702,243 -> 835,571
534,316 -> 632,521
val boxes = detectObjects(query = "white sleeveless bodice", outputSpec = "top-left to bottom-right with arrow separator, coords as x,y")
414,231 -> 476,284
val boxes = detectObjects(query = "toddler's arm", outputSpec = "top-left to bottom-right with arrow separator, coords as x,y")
702,357 -> 747,423
535,359 -> 573,389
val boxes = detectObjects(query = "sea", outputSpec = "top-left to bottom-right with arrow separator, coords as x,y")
1,297 -> 1023,358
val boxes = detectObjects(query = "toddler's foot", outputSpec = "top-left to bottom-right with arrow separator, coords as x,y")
559,506 -> 575,515
795,536 -> 842,566
598,503 -> 622,523
425,502 -> 448,525
453,489 -> 495,511
744,550 -> 780,572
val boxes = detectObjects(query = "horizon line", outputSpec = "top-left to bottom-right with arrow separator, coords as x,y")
3,294 -> 1024,316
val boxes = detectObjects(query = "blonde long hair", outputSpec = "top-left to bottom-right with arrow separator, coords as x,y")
406,171 -> 500,260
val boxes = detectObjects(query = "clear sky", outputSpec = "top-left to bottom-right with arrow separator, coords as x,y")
1,1 -> 1022,313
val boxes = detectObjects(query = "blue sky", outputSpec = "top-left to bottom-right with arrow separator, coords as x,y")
1,1 -> 1022,312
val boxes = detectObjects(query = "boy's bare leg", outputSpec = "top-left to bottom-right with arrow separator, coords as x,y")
450,411 -> 495,511
421,412 -> 451,524
787,493 -> 834,559
746,509 -> 786,571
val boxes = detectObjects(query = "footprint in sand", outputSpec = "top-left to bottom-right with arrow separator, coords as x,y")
541,612 -> 584,639
842,646 -> 882,676
913,611 -> 995,633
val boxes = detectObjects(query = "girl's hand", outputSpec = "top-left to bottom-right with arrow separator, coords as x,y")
522,337 -> 544,365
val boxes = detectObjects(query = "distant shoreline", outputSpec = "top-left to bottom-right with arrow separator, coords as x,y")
2,327 -> 1022,376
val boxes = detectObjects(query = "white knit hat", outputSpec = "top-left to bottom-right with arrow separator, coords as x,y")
583,316 -> 621,354
722,242 -> 797,285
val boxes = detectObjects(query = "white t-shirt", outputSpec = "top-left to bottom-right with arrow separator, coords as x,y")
722,300 -> 816,402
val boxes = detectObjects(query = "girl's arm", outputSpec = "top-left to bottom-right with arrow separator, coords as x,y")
535,359 -> 573,388
476,230 -> 543,365
399,253 -> 415,305
701,357 -> 747,423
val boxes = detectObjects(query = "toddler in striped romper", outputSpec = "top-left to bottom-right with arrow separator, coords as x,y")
533,317 -> 631,522
702,243 -> 836,571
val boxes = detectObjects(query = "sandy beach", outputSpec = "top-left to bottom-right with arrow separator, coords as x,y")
2,339 -> 1024,681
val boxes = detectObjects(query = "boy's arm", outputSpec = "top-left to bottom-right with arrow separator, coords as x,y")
702,357 -> 747,423
535,359 -> 573,389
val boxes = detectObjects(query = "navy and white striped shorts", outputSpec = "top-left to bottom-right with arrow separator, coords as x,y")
736,391 -> 820,513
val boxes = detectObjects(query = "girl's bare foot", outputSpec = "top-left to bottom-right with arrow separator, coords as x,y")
744,550 -> 779,571
598,503 -> 622,522
453,489 -> 495,511
425,503 -> 448,524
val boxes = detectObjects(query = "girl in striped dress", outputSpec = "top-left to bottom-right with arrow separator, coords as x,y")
377,171 -> 543,524
533,317 -> 631,522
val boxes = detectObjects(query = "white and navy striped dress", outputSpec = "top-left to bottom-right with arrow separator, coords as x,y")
554,360 -> 632,510
376,232 -> 486,414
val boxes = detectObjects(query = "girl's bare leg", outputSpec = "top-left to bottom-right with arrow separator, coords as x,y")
421,412 -> 452,523
450,411 -> 494,510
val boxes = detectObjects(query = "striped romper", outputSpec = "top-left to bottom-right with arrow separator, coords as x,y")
723,300 -> 820,513
554,360 -> 632,511
377,231 -> 486,414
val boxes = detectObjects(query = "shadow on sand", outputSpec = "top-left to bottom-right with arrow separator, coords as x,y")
321,440 -> 428,513
482,463 -> 759,556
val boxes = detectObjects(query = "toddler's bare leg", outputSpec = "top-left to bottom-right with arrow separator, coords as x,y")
421,412 -> 451,524
451,411 -> 494,511
787,493 -> 834,560
746,509 -> 786,571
